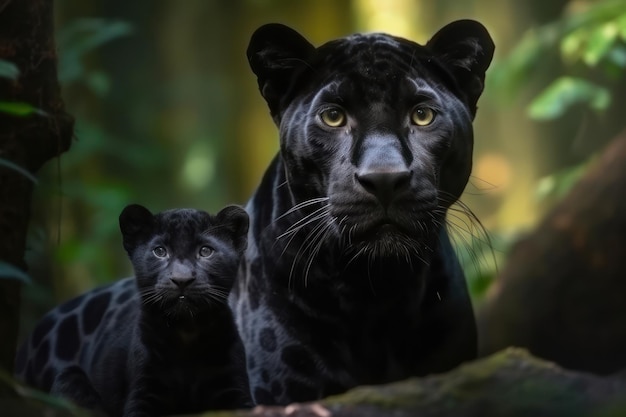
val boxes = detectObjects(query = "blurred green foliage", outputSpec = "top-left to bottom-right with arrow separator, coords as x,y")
528,77 -> 610,120
20,18 -> 139,325
462,0 -> 626,301
57,18 -> 133,91
47,19 -> 138,282
494,0 -> 626,119
525,0 -> 626,203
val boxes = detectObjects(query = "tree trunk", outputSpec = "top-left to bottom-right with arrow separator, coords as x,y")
478,128 -> 626,375
0,0 -> 73,392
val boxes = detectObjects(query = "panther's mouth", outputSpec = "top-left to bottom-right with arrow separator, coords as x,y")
362,221 -> 400,239
351,218 -> 411,241
341,214 -> 436,261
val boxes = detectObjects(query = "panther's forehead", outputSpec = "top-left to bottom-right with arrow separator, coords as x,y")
302,34 -> 445,104
146,210 -> 212,251
316,33 -> 427,76
155,210 -> 205,236
338,32 -> 409,50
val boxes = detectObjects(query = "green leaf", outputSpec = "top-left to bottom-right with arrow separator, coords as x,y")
561,27 -> 588,62
536,161 -> 591,201
0,158 -> 38,183
0,261 -> 31,284
490,26 -> 559,99
616,10 -> 626,40
582,22 -> 619,66
528,77 -> 611,120
0,59 -> 19,80
606,44 -> 626,68
0,101 -> 46,117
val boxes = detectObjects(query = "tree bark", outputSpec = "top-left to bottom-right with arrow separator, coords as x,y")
478,128 -> 626,375
0,0 -> 73,392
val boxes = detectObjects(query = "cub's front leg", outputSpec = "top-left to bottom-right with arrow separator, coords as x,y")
122,373 -> 163,417
51,365 -> 103,411
121,346 -> 163,417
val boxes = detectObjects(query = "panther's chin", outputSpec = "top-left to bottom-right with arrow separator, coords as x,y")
345,221 -> 429,261
350,219 -> 418,242
160,294 -> 204,320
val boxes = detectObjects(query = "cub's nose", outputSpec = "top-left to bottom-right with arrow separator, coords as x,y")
355,170 -> 411,208
170,276 -> 196,290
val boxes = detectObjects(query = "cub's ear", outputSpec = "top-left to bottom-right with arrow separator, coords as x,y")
119,204 -> 155,254
426,19 -> 495,115
247,23 -> 315,120
215,205 -> 249,253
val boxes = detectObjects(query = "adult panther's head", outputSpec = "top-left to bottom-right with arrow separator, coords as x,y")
248,21 -> 493,259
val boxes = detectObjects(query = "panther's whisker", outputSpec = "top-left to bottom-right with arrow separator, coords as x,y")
274,197 -> 330,223
288,213 -> 332,289
276,205 -> 330,241
274,208 -> 331,267
302,218 -> 336,288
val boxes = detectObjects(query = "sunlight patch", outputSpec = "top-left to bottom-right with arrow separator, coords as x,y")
181,142 -> 215,190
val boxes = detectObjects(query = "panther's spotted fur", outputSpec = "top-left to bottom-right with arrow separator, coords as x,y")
15,205 -> 252,416
231,20 -> 494,405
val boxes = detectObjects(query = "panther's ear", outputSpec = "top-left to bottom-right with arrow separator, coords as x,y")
426,19 -> 494,115
119,204 -> 155,255
247,23 -> 315,120
215,205 -> 249,253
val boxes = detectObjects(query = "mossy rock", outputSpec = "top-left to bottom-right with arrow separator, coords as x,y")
4,348 -> 626,417
200,348 -> 626,417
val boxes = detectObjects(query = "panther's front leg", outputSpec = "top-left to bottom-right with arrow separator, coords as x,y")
241,298 -> 354,405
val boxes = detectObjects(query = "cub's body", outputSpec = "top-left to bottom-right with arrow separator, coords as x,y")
16,206 -> 252,416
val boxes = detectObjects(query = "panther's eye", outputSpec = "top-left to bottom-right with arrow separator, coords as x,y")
320,107 -> 346,127
152,246 -> 167,258
199,246 -> 213,257
410,107 -> 436,126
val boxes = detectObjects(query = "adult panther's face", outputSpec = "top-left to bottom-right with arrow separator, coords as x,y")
248,21 -> 493,258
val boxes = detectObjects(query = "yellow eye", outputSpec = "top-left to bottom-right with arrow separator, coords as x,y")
411,107 -> 435,126
320,107 -> 346,127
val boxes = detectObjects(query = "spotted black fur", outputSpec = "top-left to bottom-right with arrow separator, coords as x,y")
231,21 -> 494,404
16,205 -> 252,416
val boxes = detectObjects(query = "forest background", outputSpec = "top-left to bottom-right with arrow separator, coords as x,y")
8,0 -> 626,337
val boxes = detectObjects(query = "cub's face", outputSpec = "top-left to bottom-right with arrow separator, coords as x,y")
119,205 -> 248,319
248,21 -> 493,256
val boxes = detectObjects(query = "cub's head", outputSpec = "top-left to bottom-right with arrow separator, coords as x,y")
119,204 -> 249,319
248,21 -> 493,258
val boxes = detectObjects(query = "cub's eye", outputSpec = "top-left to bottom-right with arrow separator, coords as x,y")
319,107 -> 346,127
199,246 -> 213,257
410,107 -> 436,126
152,246 -> 167,258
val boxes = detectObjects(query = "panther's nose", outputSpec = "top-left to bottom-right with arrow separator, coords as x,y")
355,170 -> 411,208
170,276 -> 196,290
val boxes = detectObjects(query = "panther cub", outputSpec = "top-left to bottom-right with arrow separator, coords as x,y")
15,205 -> 252,416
